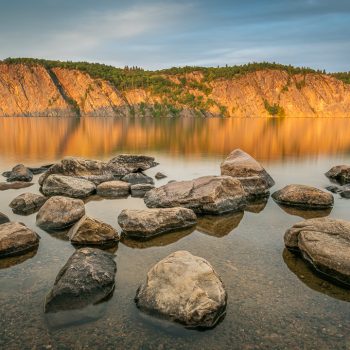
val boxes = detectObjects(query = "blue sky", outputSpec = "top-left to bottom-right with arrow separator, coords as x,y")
0,0 -> 349,71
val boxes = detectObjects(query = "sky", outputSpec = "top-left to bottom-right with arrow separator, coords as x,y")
0,0 -> 349,72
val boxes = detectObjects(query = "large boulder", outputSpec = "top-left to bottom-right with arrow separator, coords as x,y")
96,181 -> 130,198
0,222 -> 40,257
0,182 -> 34,191
118,208 -> 197,239
325,165 -> 350,184
42,175 -> 96,198
144,176 -> 246,214
45,247 -> 116,312
36,196 -> 85,231
3,164 -> 33,182
0,212 -> 10,225
107,154 -> 157,176
135,251 -> 227,328
130,184 -> 155,198
121,172 -> 154,185
68,216 -> 119,245
220,149 -> 274,197
284,217 -> 350,286
9,193 -> 47,215
272,185 -> 334,209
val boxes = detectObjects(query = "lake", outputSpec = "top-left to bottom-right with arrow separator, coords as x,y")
0,117 -> 350,350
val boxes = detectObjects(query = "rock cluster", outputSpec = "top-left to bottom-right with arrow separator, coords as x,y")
2,164 -> 33,182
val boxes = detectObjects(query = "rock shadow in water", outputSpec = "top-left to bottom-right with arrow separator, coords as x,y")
283,249 -> 350,302
245,197 -> 268,214
275,203 -> 332,219
0,248 -> 38,269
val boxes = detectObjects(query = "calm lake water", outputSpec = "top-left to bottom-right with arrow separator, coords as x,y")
0,117 -> 350,350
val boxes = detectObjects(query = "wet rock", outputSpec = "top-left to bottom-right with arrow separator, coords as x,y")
28,164 -> 53,175
121,172 -> 154,185
3,164 -> 33,182
9,193 -> 47,215
325,165 -> 350,184
96,181 -> 130,198
284,217 -> 350,286
144,176 -> 246,215
68,216 -> 119,246
326,184 -> 350,199
36,196 -> 85,231
42,175 -> 96,198
0,181 -> 34,191
326,184 -> 343,193
135,250 -> 227,328
118,208 -> 197,239
0,222 -> 40,257
0,249 -> 38,269
0,212 -> 10,225
220,149 -> 274,197
155,172 -> 167,180
130,184 -> 155,197
107,154 -> 158,176
272,185 -> 334,209
45,247 -> 116,313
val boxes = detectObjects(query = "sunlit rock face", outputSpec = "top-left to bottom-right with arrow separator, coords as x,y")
135,251 -> 227,328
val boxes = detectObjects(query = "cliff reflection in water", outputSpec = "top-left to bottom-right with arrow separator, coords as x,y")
1,117 -> 350,162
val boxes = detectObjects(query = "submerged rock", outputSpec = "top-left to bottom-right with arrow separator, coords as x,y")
45,247 -> 116,313
135,250 -> 227,328
155,172 -> 167,180
28,164 -> 53,175
42,175 -> 96,198
325,165 -> 350,184
130,183 -> 155,197
325,184 -> 350,199
220,149 -> 274,197
36,196 -> 85,231
284,217 -> 350,286
107,154 -> 158,176
272,185 -> 334,209
144,176 -> 246,214
3,164 -> 33,182
96,181 -> 130,198
0,222 -> 40,257
121,172 -> 154,185
0,212 -> 10,225
0,181 -> 34,191
118,208 -> 197,239
68,216 -> 119,245
9,193 -> 47,215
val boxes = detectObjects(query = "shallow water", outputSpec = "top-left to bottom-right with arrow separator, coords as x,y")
0,117 -> 350,350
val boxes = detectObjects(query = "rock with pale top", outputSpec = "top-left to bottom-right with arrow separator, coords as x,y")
325,165 -> 350,184
9,193 -> 47,214
96,181 -> 130,198
130,183 -> 155,197
3,164 -> 33,182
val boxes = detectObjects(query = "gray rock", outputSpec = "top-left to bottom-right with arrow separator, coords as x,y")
36,196 -> 85,231
340,190 -> 350,199
220,149 -> 274,197
144,176 -> 246,215
45,247 -> 116,313
155,172 -> 167,180
107,154 -> 158,176
28,164 -> 53,175
68,216 -> 119,245
96,181 -> 130,198
326,185 -> 342,193
135,250 -> 227,328
0,222 -> 40,257
272,185 -> 334,209
284,217 -> 350,286
130,184 -> 155,197
42,175 -> 96,198
9,193 -> 47,215
0,182 -> 34,191
0,212 -> 10,225
118,208 -> 197,239
121,172 -> 154,185
325,165 -> 350,184
3,164 -> 33,182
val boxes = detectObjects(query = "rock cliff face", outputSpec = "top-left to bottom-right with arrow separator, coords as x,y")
0,63 -> 349,117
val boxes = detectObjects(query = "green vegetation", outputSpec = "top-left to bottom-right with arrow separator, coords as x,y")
264,100 -> 285,117
332,72 -> 350,84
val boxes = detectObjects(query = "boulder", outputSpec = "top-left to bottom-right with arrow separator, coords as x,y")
3,164 -> 33,182
0,182 -> 34,191
118,208 -> 197,239
36,196 -> 85,231
155,172 -> 167,180
68,216 -> 119,245
0,222 -> 40,257
107,154 -> 157,176
130,184 -> 155,198
9,193 -> 47,215
284,217 -> 350,286
96,181 -> 130,198
121,172 -> 154,185
272,185 -> 334,209
325,165 -> 350,184
220,149 -> 274,197
45,247 -> 116,312
135,251 -> 227,328
0,212 -> 10,225
42,175 -> 96,198
144,176 -> 246,215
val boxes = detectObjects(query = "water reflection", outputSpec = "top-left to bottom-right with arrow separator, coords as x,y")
245,198 -> 268,214
283,249 -> 350,302
2,117 -> 350,162
275,203 -> 332,219
0,248 -> 38,269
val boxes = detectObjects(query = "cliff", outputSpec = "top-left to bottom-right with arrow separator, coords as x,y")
0,61 -> 349,117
